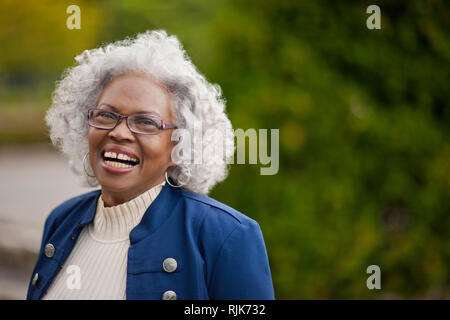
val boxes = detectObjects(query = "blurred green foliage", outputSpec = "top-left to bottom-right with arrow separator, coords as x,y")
0,0 -> 449,298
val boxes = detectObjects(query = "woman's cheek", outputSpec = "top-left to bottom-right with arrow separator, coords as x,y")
87,129 -> 98,146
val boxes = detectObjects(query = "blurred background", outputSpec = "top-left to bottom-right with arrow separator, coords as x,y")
0,0 -> 449,299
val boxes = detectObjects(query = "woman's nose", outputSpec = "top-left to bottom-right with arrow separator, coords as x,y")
108,118 -> 135,141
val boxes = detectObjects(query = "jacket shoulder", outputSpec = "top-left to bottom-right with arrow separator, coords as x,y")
180,190 -> 262,242
181,190 -> 253,225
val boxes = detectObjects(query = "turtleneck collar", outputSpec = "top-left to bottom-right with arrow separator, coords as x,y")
88,181 -> 166,242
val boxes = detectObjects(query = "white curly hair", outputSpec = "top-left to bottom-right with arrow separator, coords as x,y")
45,30 -> 235,195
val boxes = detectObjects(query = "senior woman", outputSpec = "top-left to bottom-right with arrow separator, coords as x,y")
26,30 -> 274,300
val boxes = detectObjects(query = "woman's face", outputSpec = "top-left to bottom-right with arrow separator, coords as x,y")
88,72 -> 175,206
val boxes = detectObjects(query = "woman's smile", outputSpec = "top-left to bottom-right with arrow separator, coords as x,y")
99,145 -> 141,175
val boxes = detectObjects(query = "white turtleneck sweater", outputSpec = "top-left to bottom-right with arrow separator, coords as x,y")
42,181 -> 165,300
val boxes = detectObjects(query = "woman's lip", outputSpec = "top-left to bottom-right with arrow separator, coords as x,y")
100,158 -> 138,175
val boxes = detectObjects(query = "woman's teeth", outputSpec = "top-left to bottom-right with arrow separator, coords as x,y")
104,151 -> 139,163
105,160 -> 134,168
103,151 -> 139,169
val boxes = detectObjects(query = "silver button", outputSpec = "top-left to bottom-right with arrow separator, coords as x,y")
162,258 -> 177,273
45,243 -> 55,258
32,273 -> 39,286
162,290 -> 177,300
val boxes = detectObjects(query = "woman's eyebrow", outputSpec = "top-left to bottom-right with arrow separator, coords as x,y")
135,110 -> 161,117
97,103 -> 118,111
97,103 -> 161,116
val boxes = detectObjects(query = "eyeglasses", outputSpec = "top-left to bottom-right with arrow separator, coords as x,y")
87,108 -> 177,135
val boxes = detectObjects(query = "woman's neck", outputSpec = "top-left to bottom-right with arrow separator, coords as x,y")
101,178 -> 166,207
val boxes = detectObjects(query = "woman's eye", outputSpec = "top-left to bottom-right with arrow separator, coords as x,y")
136,117 -> 158,127
98,111 -> 115,119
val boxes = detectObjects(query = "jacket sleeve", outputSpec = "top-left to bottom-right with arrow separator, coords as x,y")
207,219 -> 275,299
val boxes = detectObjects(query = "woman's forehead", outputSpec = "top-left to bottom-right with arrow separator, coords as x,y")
97,73 -> 172,117
97,103 -> 162,117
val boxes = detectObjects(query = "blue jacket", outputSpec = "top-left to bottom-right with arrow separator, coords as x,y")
26,183 -> 275,300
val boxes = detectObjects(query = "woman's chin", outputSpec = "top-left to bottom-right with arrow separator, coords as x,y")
97,176 -> 135,192
100,184 -> 132,196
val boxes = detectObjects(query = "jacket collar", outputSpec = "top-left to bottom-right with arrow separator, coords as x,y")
79,190 -> 101,226
77,183 -> 182,244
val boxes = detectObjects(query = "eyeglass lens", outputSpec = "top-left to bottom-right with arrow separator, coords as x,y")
89,109 -> 161,134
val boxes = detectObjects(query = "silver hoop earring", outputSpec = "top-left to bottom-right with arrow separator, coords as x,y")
165,171 -> 184,188
83,152 -> 96,178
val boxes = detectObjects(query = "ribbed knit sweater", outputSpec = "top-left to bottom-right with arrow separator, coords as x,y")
42,181 -> 165,300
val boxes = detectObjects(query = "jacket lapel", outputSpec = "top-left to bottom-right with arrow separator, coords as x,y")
129,183 -> 182,244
